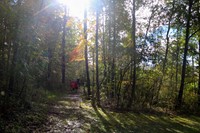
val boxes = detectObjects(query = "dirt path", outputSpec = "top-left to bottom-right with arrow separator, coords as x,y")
37,92 -> 94,133
34,91 -> 200,133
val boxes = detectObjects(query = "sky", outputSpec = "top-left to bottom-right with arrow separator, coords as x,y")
57,0 -> 90,19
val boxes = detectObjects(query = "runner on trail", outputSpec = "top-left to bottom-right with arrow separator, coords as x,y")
70,80 -> 78,92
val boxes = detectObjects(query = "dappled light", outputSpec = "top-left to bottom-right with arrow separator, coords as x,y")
1,0 -> 200,132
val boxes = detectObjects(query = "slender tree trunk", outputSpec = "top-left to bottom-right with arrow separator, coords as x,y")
141,5 -> 157,60
1,22 -> 6,74
92,48 -> 95,104
8,45 -> 19,95
102,9 -> 107,83
6,41 -> 11,87
176,0 -> 193,109
111,0 -> 116,98
61,6 -> 67,84
198,39 -> 200,107
128,0 -> 136,108
162,0 -> 175,73
84,7 -> 91,97
157,0 -> 175,101
95,0 -> 100,106
117,69 -> 122,108
1,19 -> 6,91
198,0 -> 200,107
8,0 -> 22,95
47,46 -> 52,83
192,55 -> 196,93
176,27 -> 181,93
108,0 -> 112,98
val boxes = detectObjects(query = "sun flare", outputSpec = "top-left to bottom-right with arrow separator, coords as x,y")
57,0 -> 90,19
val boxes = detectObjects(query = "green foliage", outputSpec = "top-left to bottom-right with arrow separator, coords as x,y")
0,1 -> 200,132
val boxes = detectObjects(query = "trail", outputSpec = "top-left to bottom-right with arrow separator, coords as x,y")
37,91 -> 94,133
34,91 -> 200,133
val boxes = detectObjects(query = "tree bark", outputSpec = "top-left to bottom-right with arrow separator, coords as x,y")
102,9 -> 107,84
8,0 -> 22,95
92,48 -> 95,104
175,27 -> 180,93
128,0 -> 136,108
47,46 -> 52,83
198,39 -> 200,107
95,0 -> 100,106
84,7 -> 91,97
61,6 -> 67,84
111,0 -> 116,98
107,0 -> 112,98
198,0 -> 200,108
162,0 -> 175,74
157,0 -> 175,101
176,0 -> 193,109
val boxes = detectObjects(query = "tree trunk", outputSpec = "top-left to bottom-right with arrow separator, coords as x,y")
102,9 -> 107,84
111,0 -> 116,98
198,39 -> 200,107
175,27 -> 181,93
128,0 -> 136,108
176,0 -> 193,109
162,0 -> 175,74
95,0 -> 100,106
61,6 -> 67,84
92,48 -> 95,105
47,46 -> 52,83
157,0 -> 175,101
84,7 -> 91,97
108,0 -> 112,98
8,0 -> 22,95
1,19 -> 6,91
198,0 -> 200,108
8,42 -> 18,95
102,9 -> 109,98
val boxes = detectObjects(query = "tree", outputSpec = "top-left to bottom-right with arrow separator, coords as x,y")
198,0 -> 200,107
111,0 -> 116,98
176,0 -> 194,109
128,0 -> 136,108
84,5 -> 91,97
61,5 -> 67,84
198,39 -> 200,107
95,0 -> 100,106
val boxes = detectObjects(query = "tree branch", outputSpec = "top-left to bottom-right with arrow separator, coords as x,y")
189,28 -> 200,39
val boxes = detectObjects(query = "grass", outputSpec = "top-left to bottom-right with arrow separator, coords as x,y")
2,89 -> 200,133
80,101 -> 200,133
0,88 -> 65,133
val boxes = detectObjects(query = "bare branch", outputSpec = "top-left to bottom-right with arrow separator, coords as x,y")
189,28 -> 200,39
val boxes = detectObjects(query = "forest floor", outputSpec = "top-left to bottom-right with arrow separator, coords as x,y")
1,89 -> 200,133
32,89 -> 200,133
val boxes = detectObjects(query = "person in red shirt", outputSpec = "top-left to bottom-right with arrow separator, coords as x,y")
70,80 -> 78,92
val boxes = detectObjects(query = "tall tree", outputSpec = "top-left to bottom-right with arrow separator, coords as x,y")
198,0 -> 200,107
95,0 -> 100,106
84,5 -> 91,97
111,0 -> 116,98
128,0 -> 136,108
8,0 -> 22,95
176,0 -> 193,109
198,39 -> 200,107
61,5 -> 67,84
157,0 -> 175,101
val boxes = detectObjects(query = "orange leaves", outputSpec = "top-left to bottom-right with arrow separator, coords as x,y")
69,38 -> 85,62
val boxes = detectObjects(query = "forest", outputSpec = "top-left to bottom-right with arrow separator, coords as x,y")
0,0 -> 200,132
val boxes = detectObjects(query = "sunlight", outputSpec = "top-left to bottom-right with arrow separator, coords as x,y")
57,0 -> 90,19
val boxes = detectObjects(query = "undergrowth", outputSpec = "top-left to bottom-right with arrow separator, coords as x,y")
0,88 -> 64,133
